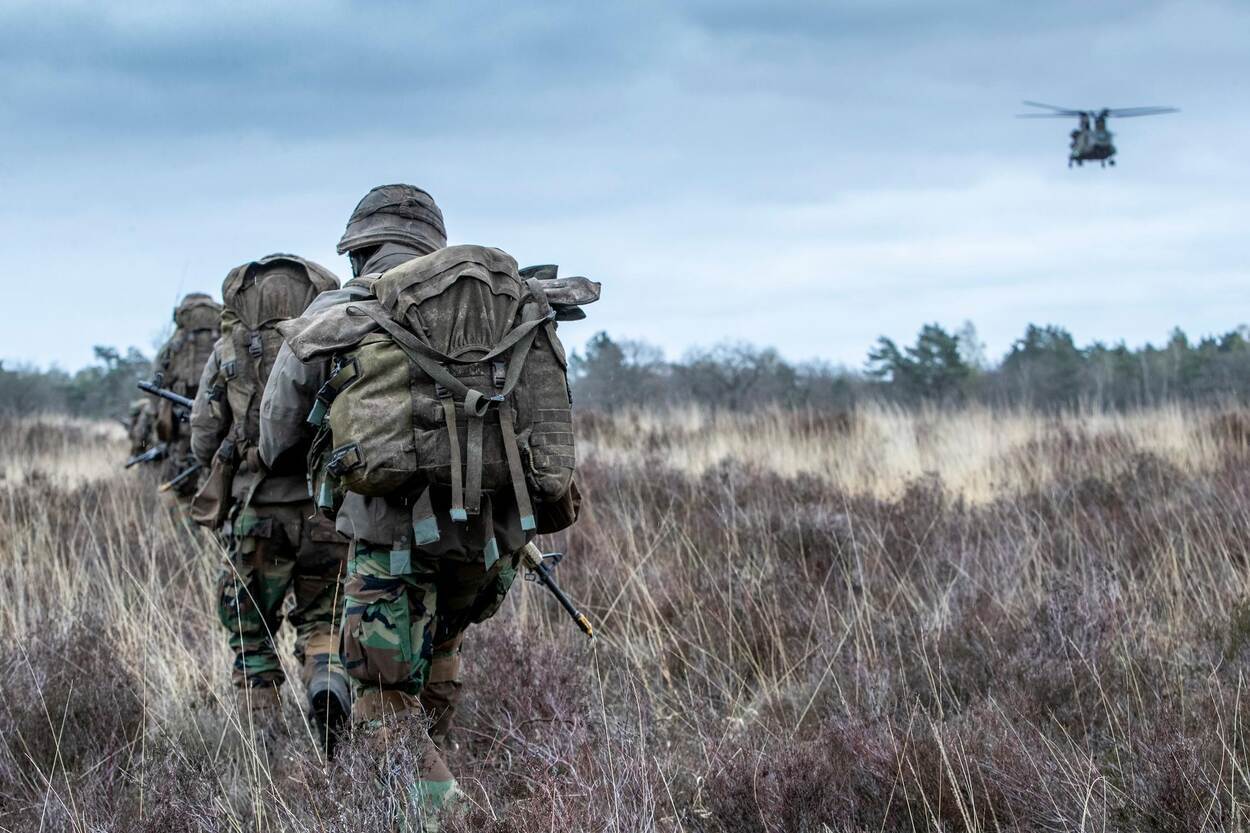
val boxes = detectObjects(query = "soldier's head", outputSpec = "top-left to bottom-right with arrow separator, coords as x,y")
338,184 -> 446,277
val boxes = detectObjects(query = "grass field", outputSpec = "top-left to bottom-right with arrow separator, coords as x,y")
3,406 -> 1250,832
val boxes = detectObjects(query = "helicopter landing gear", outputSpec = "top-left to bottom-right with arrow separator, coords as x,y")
1109,159 -> 1115,166
1100,160 -> 1105,168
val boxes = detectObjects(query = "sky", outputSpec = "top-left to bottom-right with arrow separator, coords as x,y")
0,0 -> 1246,372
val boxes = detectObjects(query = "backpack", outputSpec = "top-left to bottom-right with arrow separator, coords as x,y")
154,294 -> 222,442
218,254 -> 340,450
296,245 -> 577,539
164,295 -> 222,391
190,255 -> 338,528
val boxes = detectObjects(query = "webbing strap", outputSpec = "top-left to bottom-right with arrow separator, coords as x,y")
411,487 -> 439,545
440,396 -> 466,522
499,403 -> 536,532
308,358 -> 359,426
465,412 -> 485,515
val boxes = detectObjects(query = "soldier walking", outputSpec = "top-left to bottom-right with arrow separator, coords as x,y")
188,254 -> 352,750
151,293 -> 221,504
260,185 -> 584,829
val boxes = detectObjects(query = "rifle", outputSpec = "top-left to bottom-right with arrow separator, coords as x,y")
160,461 -> 203,493
520,542 -> 594,640
137,380 -> 195,417
125,443 -> 168,468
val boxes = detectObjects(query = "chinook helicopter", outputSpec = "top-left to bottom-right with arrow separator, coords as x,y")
1017,101 -> 1178,167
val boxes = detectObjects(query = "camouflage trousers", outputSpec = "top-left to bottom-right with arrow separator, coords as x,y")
216,502 -> 348,691
342,540 -> 519,703
343,539 -> 520,827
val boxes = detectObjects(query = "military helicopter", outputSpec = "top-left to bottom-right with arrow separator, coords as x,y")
1017,101 -> 1178,167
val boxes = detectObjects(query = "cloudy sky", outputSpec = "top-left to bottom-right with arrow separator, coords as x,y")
1,0 -> 1245,371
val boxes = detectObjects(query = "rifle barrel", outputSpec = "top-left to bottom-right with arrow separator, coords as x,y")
137,380 -> 195,411
160,461 -> 202,492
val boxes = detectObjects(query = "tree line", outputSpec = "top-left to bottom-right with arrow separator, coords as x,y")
0,347 -> 151,419
571,322 -> 1250,411
5,321 -> 1250,419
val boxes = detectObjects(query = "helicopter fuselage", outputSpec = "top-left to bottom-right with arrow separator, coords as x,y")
1070,128 -> 1115,166
1021,102 -> 1177,169
1068,119 -> 1115,167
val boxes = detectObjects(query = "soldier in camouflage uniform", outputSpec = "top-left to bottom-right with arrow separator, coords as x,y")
152,292 -> 221,501
259,186 -> 529,823
189,255 -> 352,746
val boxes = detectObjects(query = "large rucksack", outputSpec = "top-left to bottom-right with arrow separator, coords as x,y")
286,245 -> 581,539
218,254 -> 340,451
154,294 -> 221,442
190,255 -> 338,527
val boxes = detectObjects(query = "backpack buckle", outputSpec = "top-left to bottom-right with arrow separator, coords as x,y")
248,332 -> 264,358
492,361 -> 506,390
327,443 -> 363,476
435,382 -> 451,400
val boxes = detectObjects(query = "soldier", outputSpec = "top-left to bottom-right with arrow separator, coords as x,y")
151,293 -> 221,502
188,254 -> 352,750
260,185 -> 581,827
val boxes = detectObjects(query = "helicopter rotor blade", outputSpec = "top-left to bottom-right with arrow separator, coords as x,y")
1104,106 -> 1180,118
1021,100 -> 1085,116
1015,113 -> 1081,118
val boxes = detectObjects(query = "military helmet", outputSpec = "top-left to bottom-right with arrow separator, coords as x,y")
336,184 -> 446,256
173,292 -> 222,330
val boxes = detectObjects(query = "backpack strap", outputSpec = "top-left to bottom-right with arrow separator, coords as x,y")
435,383 -> 467,522
499,399 -> 536,533
347,304 -> 553,398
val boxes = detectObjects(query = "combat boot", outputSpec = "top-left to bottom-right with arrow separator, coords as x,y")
353,690 -> 463,832
420,633 -> 464,752
307,669 -> 352,756
229,684 -> 287,775
401,739 -> 462,833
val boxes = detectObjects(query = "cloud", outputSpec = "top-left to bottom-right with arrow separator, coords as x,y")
0,0 -> 1246,370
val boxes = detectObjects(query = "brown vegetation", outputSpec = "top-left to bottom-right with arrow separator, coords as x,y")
2,407 -> 1250,831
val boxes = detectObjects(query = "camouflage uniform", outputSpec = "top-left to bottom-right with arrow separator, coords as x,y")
152,293 -> 221,499
189,255 -> 352,736
259,186 -> 528,822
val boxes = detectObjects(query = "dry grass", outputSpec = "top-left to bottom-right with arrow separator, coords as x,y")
579,403 -> 1220,504
3,406 -> 1250,831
